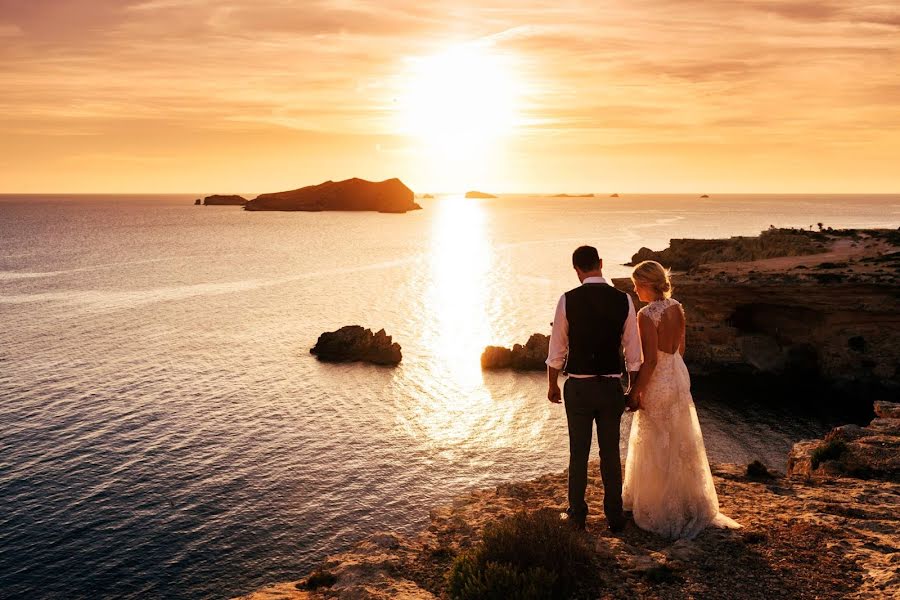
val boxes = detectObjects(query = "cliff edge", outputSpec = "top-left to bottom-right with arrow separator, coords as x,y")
235,403 -> 900,599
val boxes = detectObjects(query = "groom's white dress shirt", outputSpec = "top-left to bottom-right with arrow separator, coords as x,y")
545,276 -> 643,378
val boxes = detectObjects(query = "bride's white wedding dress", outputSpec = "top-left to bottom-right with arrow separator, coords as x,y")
623,298 -> 740,539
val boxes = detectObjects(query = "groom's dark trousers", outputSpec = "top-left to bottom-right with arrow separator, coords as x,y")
563,376 -> 627,525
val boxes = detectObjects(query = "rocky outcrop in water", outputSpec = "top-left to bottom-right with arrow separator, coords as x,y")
194,199 -> 202,205
464,191 -> 497,199
204,194 -> 247,206
310,326 -> 402,365
481,334 -> 549,371
245,178 -> 420,213
237,411 -> 900,599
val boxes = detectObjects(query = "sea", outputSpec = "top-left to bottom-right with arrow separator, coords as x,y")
1,193 -> 898,599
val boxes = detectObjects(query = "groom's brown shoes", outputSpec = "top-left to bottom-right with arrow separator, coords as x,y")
559,512 -> 586,531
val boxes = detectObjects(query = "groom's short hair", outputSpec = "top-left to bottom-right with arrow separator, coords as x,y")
572,245 -> 601,271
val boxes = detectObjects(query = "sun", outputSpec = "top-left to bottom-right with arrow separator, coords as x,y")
396,43 -> 522,160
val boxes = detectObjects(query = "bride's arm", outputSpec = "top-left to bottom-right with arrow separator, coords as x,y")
629,313 -> 658,406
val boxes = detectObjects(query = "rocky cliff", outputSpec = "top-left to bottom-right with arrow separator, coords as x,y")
245,178 -> 420,213
236,404 -> 900,599
615,229 -> 900,405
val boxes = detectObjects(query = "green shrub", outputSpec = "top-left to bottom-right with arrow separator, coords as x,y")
447,510 -> 599,600
811,440 -> 848,469
746,460 -> 774,479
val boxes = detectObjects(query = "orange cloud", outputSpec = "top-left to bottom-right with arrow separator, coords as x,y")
0,0 -> 898,192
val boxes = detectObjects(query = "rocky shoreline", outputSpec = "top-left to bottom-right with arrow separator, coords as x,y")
236,403 -> 899,599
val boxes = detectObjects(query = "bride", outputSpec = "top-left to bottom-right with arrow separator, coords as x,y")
623,260 -> 739,539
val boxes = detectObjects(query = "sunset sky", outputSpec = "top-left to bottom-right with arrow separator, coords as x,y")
1,0 -> 898,193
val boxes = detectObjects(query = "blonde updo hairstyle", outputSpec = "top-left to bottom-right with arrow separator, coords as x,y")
631,260 -> 673,299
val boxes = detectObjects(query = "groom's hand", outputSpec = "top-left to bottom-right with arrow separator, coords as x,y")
548,383 -> 562,404
626,392 -> 640,411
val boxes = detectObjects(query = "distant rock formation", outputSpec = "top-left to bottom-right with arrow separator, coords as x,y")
204,195 -> 247,206
788,400 -> 899,481
310,326 -> 402,365
552,193 -> 594,197
465,191 -> 498,199
422,193 -> 435,199
610,193 -> 619,197
481,334 -> 549,370
245,178 -> 421,213
194,199 -> 202,205
700,194 -> 710,198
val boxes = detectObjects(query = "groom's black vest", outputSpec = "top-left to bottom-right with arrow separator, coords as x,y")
563,283 -> 629,376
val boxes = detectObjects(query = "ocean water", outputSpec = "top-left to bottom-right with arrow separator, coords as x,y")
1,193 -> 898,599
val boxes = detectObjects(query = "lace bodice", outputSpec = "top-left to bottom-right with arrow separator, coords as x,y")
639,297 -> 681,325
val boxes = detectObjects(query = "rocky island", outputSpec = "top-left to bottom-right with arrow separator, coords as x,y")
243,178 -> 421,213
552,193 -> 594,197
481,334 -> 549,370
202,194 -> 247,206
310,326 -> 402,365
464,191 -> 498,199
237,401 -> 900,599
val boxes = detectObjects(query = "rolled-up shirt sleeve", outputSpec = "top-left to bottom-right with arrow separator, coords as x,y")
622,295 -> 643,372
546,294 -> 568,369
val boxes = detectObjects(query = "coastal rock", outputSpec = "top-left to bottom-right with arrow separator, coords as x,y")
875,400 -> 900,418
615,229 -> 900,397
788,402 -> 900,481
204,194 -> 247,206
245,178 -> 420,213
310,326 -> 402,365
626,229 -> 826,271
422,193 -> 434,199
194,199 -> 202,205
464,191 -> 497,199
481,334 -> 549,371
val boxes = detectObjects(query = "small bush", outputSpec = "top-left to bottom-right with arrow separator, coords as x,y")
447,510 -> 599,600
746,460 -> 774,479
811,440 -> 848,469
643,564 -> 680,584
297,570 -> 337,591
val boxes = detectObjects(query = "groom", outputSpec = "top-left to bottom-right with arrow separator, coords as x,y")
546,245 -> 642,532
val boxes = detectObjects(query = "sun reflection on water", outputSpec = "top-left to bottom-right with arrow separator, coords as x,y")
404,196 -> 511,447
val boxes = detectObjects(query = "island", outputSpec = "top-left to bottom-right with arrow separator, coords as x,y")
551,193 -> 594,197
422,193 -> 435,199
610,193 -> 619,197
310,325 -> 402,365
237,402 -> 900,599
243,178 -> 421,213
203,194 -> 247,206
464,191 -> 498,199
700,194 -> 710,198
